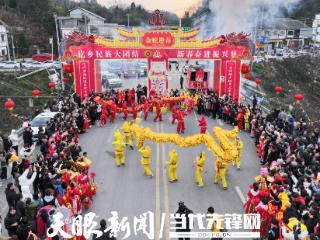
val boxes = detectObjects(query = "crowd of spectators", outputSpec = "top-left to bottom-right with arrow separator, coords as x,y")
0,96 -> 97,240
0,85 -> 319,239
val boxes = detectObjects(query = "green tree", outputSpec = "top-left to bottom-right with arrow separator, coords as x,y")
181,11 -> 192,27
8,0 -> 17,8
16,33 -> 28,57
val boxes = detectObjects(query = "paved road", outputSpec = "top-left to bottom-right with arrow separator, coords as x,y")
80,112 -> 260,239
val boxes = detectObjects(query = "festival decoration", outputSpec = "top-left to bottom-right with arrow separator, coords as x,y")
62,77 -> 69,83
274,86 -> 283,94
31,89 -> 41,97
294,93 -> 304,103
244,74 -> 251,80
4,99 -> 15,111
48,82 -> 56,88
63,63 -> 73,73
241,64 -> 251,74
255,79 -> 262,85
125,122 -> 238,163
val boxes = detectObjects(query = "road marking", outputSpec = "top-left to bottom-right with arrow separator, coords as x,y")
217,119 -> 223,126
161,122 -> 170,240
155,122 -> 161,240
235,186 -> 246,204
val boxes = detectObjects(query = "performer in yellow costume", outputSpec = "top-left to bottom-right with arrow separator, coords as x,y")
113,129 -> 124,142
244,108 -> 250,131
138,145 -> 153,177
214,158 -> 228,190
234,137 -> 243,170
121,121 -> 134,150
166,149 -> 179,182
195,151 -> 206,187
112,138 -> 126,167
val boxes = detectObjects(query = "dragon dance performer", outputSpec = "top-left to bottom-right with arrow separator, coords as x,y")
166,149 -> 179,182
142,101 -> 150,121
177,109 -> 186,134
121,122 -> 134,150
195,151 -> 206,187
112,136 -> 126,167
153,101 -> 162,122
198,115 -> 207,134
171,106 -> 178,124
234,136 -> 243,170
99,106 -> 108,127
214,158 -> 228,190
122,101 -> 128,120
138,145 -> 153,177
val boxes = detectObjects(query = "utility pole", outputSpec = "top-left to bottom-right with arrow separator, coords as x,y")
54,14 -> 60,53
49,37 -> 53,61
10,27 -> 16,62
6,28 -> 11,61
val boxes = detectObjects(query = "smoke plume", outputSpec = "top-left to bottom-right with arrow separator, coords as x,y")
202,0 -> 301,37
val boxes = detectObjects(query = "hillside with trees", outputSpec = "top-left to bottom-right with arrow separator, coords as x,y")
252,56 -> 320,122
0,0 -> 179,58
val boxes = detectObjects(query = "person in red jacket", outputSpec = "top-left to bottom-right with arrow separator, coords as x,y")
99,107 -> 108,127
143,102 -> 149,120
177,110 -> 186,134
198,115 -> 207,134
109,108 -> 116,123
171,106 -> 178,124
122,101 -> 128,120
132,103 -> 138,119
153,101 -> 162,122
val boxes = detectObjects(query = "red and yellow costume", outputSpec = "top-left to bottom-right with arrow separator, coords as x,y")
177,110 -> 186,134
198,116 -> 207,134
139,145 -> 153,177
195,152 -> 206,187
214,158 -> 228,189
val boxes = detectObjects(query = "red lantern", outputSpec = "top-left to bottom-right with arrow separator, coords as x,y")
62,77 -> 68,83
4,100 -> 15,111
63,64 -> 73,73
31,89 -> 41,97
241,64 -> 251,74
255,79 -> 262,85
274,86 -> 283,94
244,74 -> 251,80
48,82 -> 56,88
294,93 -> 304,102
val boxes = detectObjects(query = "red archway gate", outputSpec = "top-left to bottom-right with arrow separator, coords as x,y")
60,13 -> 253,101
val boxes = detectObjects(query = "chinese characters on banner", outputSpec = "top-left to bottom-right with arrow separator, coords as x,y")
225,61 -> 236,97
148,60 -> 168,94
71,47 -> 244,60
141,32 -> 175,47
47,211 -> 260,239
74,60 -> 92,99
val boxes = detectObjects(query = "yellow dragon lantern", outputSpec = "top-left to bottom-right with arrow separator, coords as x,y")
125,122 -> 238,163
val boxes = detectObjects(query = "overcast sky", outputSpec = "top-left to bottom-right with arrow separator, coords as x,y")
97,0 -> 202,17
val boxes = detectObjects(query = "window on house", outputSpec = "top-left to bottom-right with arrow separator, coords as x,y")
1,34 -> 4,42
287,30 -> 294,36
1,49 -> 5,56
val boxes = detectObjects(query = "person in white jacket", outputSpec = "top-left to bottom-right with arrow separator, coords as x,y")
9,129 -> 20,154
18,167 -> 37,200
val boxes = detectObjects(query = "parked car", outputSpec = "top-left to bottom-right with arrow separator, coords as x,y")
0,61 -> 20,69
30,111 -> 62,139
123,69 -> 138,78
103,61 -> 122,76
102,72 -> 123,89
23,61 -> 45,70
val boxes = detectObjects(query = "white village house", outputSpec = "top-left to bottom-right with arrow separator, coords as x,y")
0,19 -> 10,60
312,14 -> 320,44
57,7 -> 121,40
